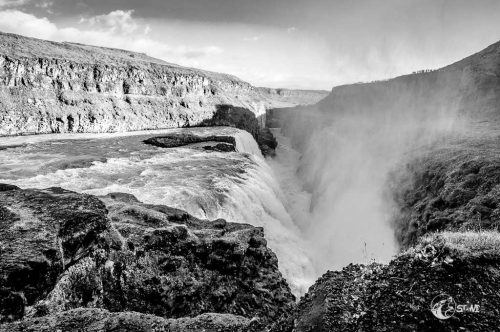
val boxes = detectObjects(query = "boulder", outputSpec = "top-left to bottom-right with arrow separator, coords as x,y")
0,186 -> 110,322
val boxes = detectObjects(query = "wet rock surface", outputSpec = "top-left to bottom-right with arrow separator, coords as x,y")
257,127 -> 278,157
0,186 -> 295,330
203,143 -> 236,152
143,133 -> 236,150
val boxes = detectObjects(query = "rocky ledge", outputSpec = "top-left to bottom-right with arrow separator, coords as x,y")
0,185 -> 295,331
144,133 -> 237,152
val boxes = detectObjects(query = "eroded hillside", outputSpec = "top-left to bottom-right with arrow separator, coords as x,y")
0,32 -> 327,136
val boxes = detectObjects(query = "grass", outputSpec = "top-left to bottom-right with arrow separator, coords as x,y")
419,230 -> 500,260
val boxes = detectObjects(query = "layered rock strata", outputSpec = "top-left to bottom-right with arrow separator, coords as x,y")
0,32 -> 325,137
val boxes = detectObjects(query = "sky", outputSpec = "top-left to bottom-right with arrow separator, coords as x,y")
0,0 -> 499,90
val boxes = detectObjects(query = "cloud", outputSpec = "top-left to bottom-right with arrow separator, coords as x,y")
35,0 -> 53,10
81,10 -> 139,35
0,9 -> 224,67
287,27 -> 297,33
0,0 -> 28,7
0,10 -> 57,39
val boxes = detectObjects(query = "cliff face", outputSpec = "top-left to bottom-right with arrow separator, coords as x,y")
269,39 -> 500,240
270,38 -> 500,134
257,88 -> 328,107
0,32 -> 322,136
389,134 -> 500,247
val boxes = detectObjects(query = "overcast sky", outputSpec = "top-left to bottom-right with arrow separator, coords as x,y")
0,0 -> 499,89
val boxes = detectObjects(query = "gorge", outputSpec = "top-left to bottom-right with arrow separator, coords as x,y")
1,30 -> 500,332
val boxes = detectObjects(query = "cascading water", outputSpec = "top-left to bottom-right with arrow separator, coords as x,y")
0,88 -> 465,296
0,127 -> 315,295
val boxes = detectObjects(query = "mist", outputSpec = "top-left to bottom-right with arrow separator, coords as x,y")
275,69 -> 470,273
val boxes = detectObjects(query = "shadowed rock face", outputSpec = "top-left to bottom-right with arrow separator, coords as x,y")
0,186 -> 295,330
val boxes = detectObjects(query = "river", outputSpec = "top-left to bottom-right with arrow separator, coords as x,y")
0,126 -> 316,296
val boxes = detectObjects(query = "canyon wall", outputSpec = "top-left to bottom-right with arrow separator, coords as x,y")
268,39 -> 500,272
264,38 -> 500,332
0,32 -> 323,136
257,87 -> 328,107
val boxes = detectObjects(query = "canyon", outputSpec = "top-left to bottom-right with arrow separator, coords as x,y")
1,30 -> 500,332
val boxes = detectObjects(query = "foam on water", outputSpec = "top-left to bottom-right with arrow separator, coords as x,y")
0,127 -> 313,295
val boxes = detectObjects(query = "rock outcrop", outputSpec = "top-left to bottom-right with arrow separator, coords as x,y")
1,308 -> 257,332
0,185 -> 295,330
143,133 -> 236,150
291,231 -> 500,332
0,32 -> 325,137
0,184 -> 111,322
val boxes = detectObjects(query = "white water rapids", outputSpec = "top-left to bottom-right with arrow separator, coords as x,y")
0,126 -> 316,295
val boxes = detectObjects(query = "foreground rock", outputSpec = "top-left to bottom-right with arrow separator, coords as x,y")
0,186 -> 295,330
0,184 -> 110,322
291,231 -> 500,331
1,308 -> 256,332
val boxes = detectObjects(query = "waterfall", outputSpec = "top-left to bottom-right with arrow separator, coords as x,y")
268,79 -> 467,275
0,127 -> 315,295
